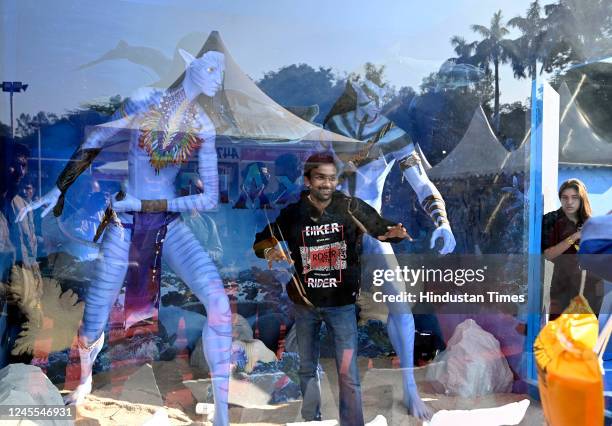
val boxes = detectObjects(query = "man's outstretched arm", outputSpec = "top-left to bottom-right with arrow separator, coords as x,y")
349,197 -> 409,243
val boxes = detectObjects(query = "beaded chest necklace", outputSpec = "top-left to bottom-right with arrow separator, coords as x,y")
138,88 -> 203,172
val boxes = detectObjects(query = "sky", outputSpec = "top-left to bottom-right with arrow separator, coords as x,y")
0,0 -> 535,125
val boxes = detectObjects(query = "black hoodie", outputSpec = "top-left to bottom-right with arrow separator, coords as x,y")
253,190 -> 401,307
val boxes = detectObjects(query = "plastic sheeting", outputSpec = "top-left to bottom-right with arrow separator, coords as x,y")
427,107 -> 516,180
426,319 -> 513,397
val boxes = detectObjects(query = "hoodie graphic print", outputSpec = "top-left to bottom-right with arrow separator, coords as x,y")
300,222 -> 347,288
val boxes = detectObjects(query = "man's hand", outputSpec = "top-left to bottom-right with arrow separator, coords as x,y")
111,192 -> 141,213
378,223 -> 411,241
430,223 -> 456,255
264,247 -> 292,269
16,186 -> 61,222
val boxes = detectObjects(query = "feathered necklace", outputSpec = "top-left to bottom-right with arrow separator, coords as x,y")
138,88 -> 203,172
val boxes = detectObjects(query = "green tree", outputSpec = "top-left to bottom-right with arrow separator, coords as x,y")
257,64 -> 345,123
544,0 -> 612,67
347,62 -> 396,105
507,1 -> 549,78
498,102 -> 529,150
471,10 -> 513,130
363,62 -> 386,86
83,94 -> 123,116
385,86 -> 417,132
15,111 -> 59,138
0,121 -> 10,138
411,69 -> 494,163
450,36 -> 477,64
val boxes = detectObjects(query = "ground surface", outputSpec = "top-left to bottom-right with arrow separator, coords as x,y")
66,356 -> 545,425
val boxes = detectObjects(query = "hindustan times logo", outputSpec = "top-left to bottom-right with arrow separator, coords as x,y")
372,266 -> 487,287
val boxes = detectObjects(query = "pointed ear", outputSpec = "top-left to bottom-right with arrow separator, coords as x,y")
178,48 -> 196,68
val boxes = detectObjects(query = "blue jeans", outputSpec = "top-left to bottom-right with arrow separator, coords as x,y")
294,303 -> 364,426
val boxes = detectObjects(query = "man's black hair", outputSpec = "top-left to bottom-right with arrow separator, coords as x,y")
303,152 -> 337,178
0,138 -> 30,194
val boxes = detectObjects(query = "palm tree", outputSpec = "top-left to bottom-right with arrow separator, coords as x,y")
507,1 -> 549,79
471,10 -> 513,130
450,36 -> 477,64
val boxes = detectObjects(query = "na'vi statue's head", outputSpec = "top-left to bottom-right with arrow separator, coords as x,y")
178,49 -> 225,99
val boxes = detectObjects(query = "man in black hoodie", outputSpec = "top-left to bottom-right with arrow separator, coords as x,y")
253,153 -> 408,425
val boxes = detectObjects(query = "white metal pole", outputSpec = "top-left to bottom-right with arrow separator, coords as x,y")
37,125 -> 42,195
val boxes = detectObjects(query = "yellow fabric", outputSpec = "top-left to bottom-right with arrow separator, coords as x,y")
534,295 -> 603,426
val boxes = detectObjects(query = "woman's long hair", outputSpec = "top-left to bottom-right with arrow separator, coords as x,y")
558,178 -> 592,224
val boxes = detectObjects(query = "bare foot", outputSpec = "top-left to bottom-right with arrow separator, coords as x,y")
404,392 -> 434,421
63,379 -> 92,405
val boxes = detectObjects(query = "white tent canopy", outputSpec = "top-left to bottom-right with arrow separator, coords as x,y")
500,130 -> 530,176
424,81 -> 612,182
558,82 -> 612,167
500,81 -> 612,175
427,106 -> 513,180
